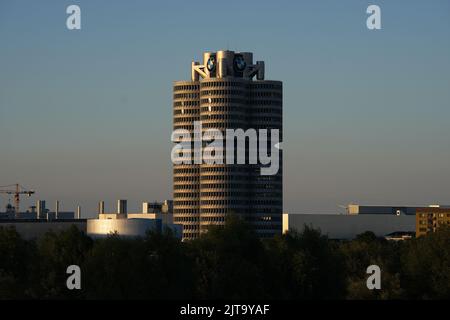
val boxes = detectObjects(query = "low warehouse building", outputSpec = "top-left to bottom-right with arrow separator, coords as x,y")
87,218 -> 182,239
283,213 -> 416,239
0,219 -> 87,240
87,199 -> 182,239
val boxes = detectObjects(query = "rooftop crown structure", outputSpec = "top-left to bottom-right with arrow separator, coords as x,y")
190,51 -> 265,81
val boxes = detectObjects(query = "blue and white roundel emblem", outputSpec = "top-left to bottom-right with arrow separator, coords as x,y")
234,56 -> 246,71
207,56 -> 216,71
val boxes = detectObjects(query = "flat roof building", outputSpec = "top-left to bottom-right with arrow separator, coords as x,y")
346,204 -> 418,215
283,213 -> 416,240
416,207 -> 450,237
284,204 -> 450,240
0,219 -> 87,240
87,218 -> 182,239
88,199 -> 182,239
0,200 -> 75,220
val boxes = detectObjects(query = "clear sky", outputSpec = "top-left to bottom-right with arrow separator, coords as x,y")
1,0 -> 450,217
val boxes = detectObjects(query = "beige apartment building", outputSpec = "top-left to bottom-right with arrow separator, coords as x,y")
416,207 -> 450,237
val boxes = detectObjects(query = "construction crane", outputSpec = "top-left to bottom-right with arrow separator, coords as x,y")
0,184 -> 35,215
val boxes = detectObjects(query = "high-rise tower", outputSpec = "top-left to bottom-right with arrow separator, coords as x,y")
173,50 -> 282,240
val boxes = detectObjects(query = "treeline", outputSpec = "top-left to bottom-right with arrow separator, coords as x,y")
0,217 -> 449,299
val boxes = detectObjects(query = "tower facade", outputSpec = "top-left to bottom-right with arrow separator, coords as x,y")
173,50 -> 282,240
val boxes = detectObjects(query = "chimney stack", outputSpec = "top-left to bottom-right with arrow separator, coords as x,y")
36,200 -> 46,220
55,200 -> 59,220
98,201 -> 105,215
117,200 -> 127,214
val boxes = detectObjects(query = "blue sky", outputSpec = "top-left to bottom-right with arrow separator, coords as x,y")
1,0 -> 450,217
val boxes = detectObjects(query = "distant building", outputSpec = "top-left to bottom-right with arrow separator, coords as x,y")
86,218 -> 182,239
0,219 -> 86,240
0,198 -> 182,240
384,231 -> 415,241
416,207 -> 450,237
0,200 -> 75,220
284,204 -> 450,240
99,200 -> 175,224
283,213 -> 416,240
0,200 -> 84,239
346,204 -> 418,215
142,200 -> 173,215
133,200 -> 174,224
87,199 -> 182,239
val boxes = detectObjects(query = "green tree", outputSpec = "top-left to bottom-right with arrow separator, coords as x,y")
189,215 -> 269,299
0,226 -> 36,299
340,231 -> 404,299
266,225 -> 346,299
401,227 -> 450,299
83,234 -> 155,299
142,228 -> 197,299
34,225 -> 93,299
83,229 -> 195,299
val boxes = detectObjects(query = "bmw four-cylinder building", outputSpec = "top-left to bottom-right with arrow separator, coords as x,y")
173,50 -> 283,240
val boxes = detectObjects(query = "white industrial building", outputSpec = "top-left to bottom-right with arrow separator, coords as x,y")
87,218 -> 182,239
87,199 -> 182,239
0,198 -> 182,240
281,204 -> 441,239
0,200 -> 76,220
283,213 -> 416,239
0,199 -> 85,240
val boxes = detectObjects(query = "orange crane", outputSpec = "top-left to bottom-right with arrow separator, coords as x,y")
0,184 -> 35,215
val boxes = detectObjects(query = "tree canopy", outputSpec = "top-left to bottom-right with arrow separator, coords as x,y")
0,223 -> 449,299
